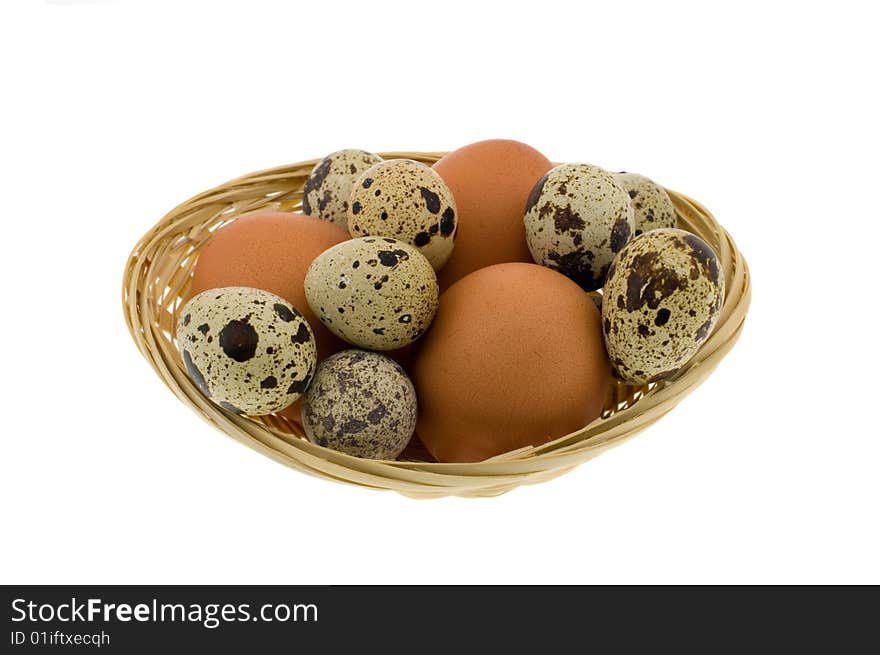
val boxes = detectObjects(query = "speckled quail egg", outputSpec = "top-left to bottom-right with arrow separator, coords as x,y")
176,287 -> 317,415
613,172 -> 677,236
302,149 -> 383,228
602,229 -> 725,384
301,349 -> 417,459
348,159 -> 457,271
304,237 -> 439,350
524,163 -> 634,291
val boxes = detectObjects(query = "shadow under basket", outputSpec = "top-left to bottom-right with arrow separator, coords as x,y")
122,152 -> 752,498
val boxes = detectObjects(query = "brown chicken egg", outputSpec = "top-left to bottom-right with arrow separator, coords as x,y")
432,139 -> 552,291
412,262 -> 612,463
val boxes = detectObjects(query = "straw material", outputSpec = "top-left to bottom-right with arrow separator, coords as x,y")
122,152 -> 751,498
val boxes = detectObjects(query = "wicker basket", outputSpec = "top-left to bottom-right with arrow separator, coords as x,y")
122,152 -> 751,498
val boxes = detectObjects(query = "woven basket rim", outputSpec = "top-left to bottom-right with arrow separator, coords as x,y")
122,152 -> 751,498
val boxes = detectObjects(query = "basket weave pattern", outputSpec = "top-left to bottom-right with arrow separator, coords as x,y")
122,153 -> 751,498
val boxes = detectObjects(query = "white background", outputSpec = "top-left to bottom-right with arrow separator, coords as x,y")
1,1 -> 877,584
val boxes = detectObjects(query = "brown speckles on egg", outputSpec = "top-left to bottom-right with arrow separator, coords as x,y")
302,149 -> 383,228
273,303 -> 295,322
546,249 -> 607,290
304,238 -> 439,350
624,249 -> 686,312
377,249 -> 409,267
348,159 -> 457,271
176,287 -> 317,415
440,207 -> 455,236
418,186 -> 441,214
291,322 -> 311,344
612,173 -> 676,237
182,349 -> 210,397
552,206 -> 586,233
683,233 -> 721,284
524,164 -> 635,291
610,217 -> 632,252
219,319 -> 258,362
287,376 -> 311,395
601,229 -> 725,384
694,319 -> 714,342
301,350 -> 417,460
524,171 -> 550,214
